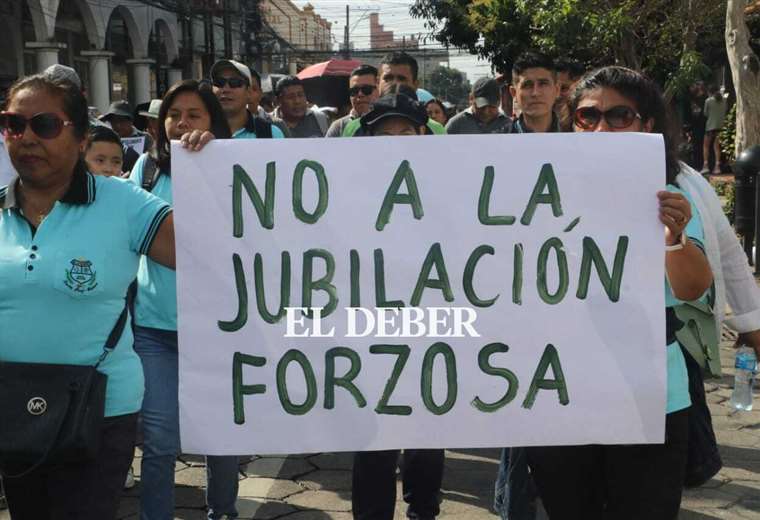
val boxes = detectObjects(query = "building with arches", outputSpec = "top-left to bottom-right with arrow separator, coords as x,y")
0,0 -> 333,114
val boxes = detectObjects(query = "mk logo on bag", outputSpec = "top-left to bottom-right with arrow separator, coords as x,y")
27,397 -> 47,415
65,258 -> 98,293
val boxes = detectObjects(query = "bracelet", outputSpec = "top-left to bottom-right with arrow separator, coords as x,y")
665,232 -> 688,252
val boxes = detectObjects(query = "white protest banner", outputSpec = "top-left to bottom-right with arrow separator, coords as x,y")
0,135 -> 15,185
122,136 -> 146,155
172,133 -> 666,455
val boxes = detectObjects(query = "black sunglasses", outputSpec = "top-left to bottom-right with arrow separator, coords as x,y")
212,77 -> 248,89
573,105 -> 642,130
349,85 -> 376,97
0,112 -> 74,139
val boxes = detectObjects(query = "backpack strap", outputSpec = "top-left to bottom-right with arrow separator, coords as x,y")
253,117 -> 273,139
140,153 -> 160,193
314,111 -> 329,136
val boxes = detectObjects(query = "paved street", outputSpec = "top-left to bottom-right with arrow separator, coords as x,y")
2,330 -> 758,520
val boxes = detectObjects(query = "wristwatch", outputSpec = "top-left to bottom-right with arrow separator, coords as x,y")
665,232 -> 688,252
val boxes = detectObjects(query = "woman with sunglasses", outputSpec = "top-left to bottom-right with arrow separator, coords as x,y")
0,74 -> 177,519
525,66 -> 714,520
128,79 -> 235,520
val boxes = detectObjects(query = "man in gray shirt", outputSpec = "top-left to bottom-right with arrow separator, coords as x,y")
326,65 -> 379,137
446,77 -> 512,134
272,76 -> 329,138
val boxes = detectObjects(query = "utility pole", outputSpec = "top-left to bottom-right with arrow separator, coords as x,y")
343,5 -> 350,59
223,0 -> 233,58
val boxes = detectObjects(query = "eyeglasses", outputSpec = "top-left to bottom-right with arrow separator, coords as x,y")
0,112 -> 74,139
573,105 -> 642,130
349,85 -> 376,97
212,77 -> 248,89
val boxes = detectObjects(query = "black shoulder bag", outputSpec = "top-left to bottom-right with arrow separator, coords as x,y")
0,303 -> 129,478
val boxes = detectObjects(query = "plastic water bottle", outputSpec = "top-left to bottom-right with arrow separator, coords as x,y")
730,346 -> 757,411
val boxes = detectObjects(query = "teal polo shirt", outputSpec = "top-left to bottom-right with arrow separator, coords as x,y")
130,122 -> 282,331
231,111 -> 285,139
130,154 -> 177,331
0,165 -> 171,417
663,184 -> 704,414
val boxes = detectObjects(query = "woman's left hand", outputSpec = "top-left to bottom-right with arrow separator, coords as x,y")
658,191 -> 691,245
180,130 -> 215,152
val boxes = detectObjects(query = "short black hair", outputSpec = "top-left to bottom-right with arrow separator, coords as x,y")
512,51 -> 556,81
380,52 -> 419,82
275,75 -> 304,97
87,125 -> 123,157
351,64 -> 378,79
554,58 -> 585,80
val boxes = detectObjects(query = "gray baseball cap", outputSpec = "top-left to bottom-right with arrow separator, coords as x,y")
43,64 -> 82,91
472,77 -> 501,108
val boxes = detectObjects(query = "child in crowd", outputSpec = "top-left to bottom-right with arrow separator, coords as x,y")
85,125 -> 125,177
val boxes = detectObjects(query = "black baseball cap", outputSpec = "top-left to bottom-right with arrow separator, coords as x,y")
472,77 -> 501,108
360,93 -> 429,131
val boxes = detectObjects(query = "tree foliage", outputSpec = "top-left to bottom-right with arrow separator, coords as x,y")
426,66 -> 472,105
410,0 -> 727,87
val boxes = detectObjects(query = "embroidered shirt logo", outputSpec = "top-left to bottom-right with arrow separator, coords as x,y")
65,258 -> 98,293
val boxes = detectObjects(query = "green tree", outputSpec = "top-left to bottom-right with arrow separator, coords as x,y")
426,66 -> 472,106
411,0 -> 726,88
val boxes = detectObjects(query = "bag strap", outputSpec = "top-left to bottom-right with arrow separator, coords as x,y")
94,298 -> 130,368
253,117 -> 273,139
140,153 -> 160,193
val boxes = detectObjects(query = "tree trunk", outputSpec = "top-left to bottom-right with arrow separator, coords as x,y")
682,0 -> 698,55
726,0 -> 760,156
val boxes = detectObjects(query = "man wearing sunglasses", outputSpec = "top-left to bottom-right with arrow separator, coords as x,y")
326,65 -> 379,138
211,59 -> 285,140
509,52 -> 561,134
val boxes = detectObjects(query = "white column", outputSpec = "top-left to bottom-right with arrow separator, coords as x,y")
126,58 -> 155,106
25,42 -> 66,72
167,68 -> 183,89
288,61 -> 297,75
81,51 -> 114,114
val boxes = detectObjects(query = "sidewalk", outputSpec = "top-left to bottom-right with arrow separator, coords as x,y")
115,329 -> 759,520
2,334 -> 758,520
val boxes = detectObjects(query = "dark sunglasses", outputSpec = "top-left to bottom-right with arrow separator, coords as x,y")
573,105 -> 642,130
212,77 -> 248,89
349,85 -> 376,97
0,111 -> 74,139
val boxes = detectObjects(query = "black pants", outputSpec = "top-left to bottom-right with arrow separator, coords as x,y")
5,413 -> 138,520
352,449 -> 444,520
526,408 -> 689,520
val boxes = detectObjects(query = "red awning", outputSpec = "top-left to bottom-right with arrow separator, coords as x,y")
297,59 -> 363,80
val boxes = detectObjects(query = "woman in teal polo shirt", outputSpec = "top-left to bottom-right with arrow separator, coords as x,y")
525,66 -> 714,519
0,75 -> 175,518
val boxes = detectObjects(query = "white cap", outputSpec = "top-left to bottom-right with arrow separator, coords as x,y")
210,59 -> 252,84
138,99 -> 162,119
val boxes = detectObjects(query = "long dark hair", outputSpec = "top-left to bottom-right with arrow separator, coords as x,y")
154,79 -> 230,171
570,66 -> 681,184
